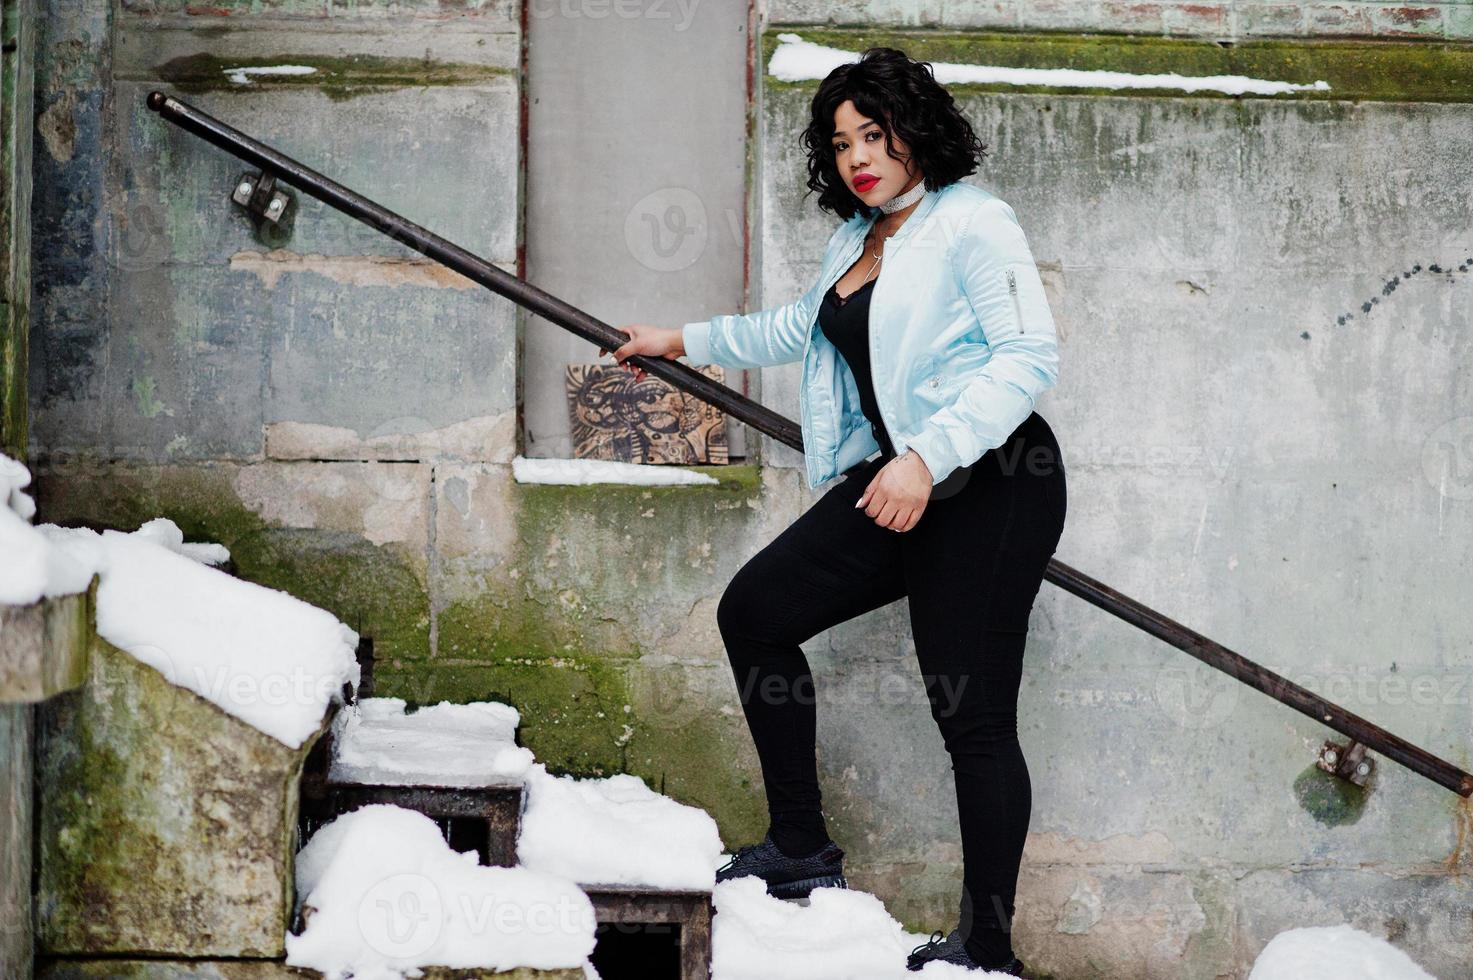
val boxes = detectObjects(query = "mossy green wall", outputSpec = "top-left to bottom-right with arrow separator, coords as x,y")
0,0 -> 34,459
32,458 -> 776,844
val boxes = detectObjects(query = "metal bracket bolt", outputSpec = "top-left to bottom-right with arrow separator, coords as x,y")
1317,739 -> 1375,787
230,170 -> 293,226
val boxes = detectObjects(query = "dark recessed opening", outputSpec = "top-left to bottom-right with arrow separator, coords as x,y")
589,920 -> 682,979
440,814 -> 494,863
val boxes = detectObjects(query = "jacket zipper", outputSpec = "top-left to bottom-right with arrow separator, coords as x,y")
1006,268 -> 1023,334
803,230 -> 866,480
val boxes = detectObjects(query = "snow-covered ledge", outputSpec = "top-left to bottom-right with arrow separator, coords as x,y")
512,455 -> 723,486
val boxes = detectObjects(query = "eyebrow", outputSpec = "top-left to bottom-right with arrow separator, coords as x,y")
832,120 -> 878,140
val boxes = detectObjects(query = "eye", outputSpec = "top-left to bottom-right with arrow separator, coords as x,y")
833,141 -> 847,152
866,130 -> 883,141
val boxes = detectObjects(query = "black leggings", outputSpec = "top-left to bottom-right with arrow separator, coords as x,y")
716,411 -> 1066,966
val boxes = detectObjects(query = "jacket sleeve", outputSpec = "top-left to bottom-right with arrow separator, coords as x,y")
681,224 -> 848,369
905,198 -> 1060,486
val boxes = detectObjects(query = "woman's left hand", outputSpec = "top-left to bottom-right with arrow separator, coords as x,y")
855,450 -> 932,532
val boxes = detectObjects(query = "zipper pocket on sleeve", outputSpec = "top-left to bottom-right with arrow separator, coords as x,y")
1006,268 -> 1024,334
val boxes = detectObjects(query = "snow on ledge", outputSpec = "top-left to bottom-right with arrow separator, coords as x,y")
288,804 -> 596,979
1,453 -> 357,749
768,32 -> 1332,97
2,454 -> 232,605
40,519 -> 360,749
0,454 -> 96,605
512,454 -> 721,486
223,65 -> 319,85
328,697 -> 535,788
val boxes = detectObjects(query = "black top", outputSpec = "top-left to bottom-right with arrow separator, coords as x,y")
817,277 -> 897,460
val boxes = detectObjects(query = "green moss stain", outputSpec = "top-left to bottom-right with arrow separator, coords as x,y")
373,654 -> 769,847
154,53 -> 512,102
231,527 -> 430,663
32,465 -> 432,663
1293,764 -> 1371,826
509,464 -> 762,593
0,296 -> 26,459
434,590 -> 641,670
763,29 -> 1473,103
375,657 -> 635,777
129,375 -> 169,418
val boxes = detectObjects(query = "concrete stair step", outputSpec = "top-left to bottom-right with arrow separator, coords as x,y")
299,692 -> 714,980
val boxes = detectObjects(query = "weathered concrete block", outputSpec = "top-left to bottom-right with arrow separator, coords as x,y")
0,581 -> 94,703
36,961 -> 583,980
1011,864 -> 1235,979
35,637 -> 331,957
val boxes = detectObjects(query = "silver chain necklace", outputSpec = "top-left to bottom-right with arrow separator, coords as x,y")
846,181 -> 926,294
858,183 -> 924,284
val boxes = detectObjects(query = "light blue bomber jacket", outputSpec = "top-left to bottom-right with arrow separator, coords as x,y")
681,179 -> 1060,490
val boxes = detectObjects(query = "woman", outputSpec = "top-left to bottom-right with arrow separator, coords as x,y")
604,47 -> 1065,976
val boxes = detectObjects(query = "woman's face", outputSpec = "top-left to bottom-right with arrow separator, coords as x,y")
830,99 -> 920,208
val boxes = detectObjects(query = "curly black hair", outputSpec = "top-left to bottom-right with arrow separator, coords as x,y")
800,46 -> 987,221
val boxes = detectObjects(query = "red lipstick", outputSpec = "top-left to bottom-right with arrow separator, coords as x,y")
853,173 -> 879,192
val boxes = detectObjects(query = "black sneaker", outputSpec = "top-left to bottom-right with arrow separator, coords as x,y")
905,927 -> 1027,975
715,832 -> 847,900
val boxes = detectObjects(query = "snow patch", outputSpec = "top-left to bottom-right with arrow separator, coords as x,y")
1247,924 -> 1437,980
224,65 -> 319,85
0,455 -> 96,605
512,454 -> 720,486
328,697 -> 535,787
1,455 -> 232,604
288,804 -> 596,980
56,521 -> 359,748
516,761 -> 725,890
0,457 -> 359,749
711,876 -> 1014,978
768,32 -> 1332,96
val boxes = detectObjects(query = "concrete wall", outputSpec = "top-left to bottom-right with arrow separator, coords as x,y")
27,3 -> 1473,977
773,0 -> 1473,40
